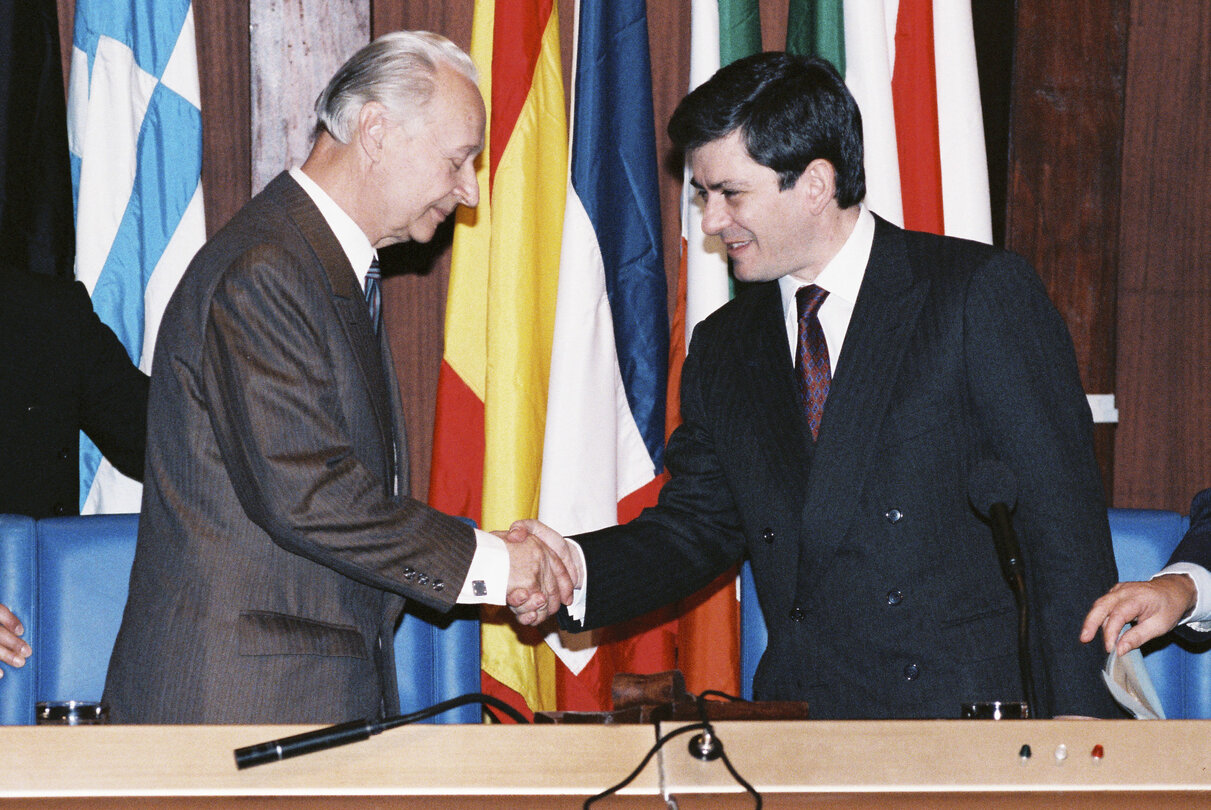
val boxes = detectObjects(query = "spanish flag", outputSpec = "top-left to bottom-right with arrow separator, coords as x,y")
428,0 -> 566,719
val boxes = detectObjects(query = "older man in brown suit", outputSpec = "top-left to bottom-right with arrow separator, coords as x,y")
103,32 -> 570,724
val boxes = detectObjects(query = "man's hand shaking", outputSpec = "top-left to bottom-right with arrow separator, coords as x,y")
500,520 -> 582,626
498,526 -> 576,626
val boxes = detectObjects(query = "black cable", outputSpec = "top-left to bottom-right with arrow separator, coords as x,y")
692,691 -> 761,809
381,692 -> 530,729
583,691 -> 762,809
583,722 -> 709,808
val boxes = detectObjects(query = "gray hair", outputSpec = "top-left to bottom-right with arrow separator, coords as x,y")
314,30 -> 478,143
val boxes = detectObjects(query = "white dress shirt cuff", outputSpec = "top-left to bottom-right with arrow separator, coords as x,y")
1153,562 -> 1211,631
565,538 -> 588,622
457,529 -> 510,604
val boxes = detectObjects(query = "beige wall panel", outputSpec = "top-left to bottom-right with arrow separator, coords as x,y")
249,0 -> 371,194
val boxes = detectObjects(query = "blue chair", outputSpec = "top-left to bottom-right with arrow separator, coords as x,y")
0,513 -> 481,725
0,515 -> 36,725
739,508 -> 1211,718
36,515 -> 139,714
1108,508 -> 1211,719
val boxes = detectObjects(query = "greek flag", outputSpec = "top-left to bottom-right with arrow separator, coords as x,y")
68,0 -> 205,513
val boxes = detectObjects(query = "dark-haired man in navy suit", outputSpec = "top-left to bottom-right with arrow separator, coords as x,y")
512,51 -> 1120,719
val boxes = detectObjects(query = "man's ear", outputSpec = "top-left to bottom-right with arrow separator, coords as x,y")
357,101 -> 390,164
796,158 -> 838,216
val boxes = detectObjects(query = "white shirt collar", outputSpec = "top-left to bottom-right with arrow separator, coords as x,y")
778,203 -> 875,320
289,167 -> 377,290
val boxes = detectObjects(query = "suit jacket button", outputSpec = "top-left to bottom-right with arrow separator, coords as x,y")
432,579 -> 444,592
761,528 -> 775,544
885,508 -> 903,524
418,574 -> 430,586
52,503 -> 67,516
903,663 -> 920,681
886,589 -> 903,606
788,607 -> 806,622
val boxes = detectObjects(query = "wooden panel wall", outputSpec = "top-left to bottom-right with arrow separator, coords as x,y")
1005,0 -> 1130,500
49,0 -> 1211,513
1114,3 -> 1211,511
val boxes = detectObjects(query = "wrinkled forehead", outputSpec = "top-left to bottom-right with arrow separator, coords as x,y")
414,64 -> 485,146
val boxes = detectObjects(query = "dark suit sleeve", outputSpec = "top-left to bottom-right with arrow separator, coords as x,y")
963,253 -> 1121,718
199,249 -> 474,610
1170,488 -> 1211,643
563,324 -> 746,631
72,281 -> 150,482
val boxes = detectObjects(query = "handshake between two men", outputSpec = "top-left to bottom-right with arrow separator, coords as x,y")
500,520 -> 579,627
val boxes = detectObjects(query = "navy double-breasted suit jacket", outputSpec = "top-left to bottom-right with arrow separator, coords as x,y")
564,216 -> 1121,719
1172,488 -> 1211,644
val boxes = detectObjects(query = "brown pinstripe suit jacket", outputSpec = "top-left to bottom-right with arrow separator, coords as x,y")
103,173 -> 476,724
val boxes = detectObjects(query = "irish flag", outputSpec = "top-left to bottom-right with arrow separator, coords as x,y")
428,0 -> 567,718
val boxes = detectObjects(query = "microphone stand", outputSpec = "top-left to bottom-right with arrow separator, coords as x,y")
986,501 -> 1040,718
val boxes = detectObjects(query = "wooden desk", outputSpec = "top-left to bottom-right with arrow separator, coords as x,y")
659,719 -> 1211,808
2,720 -> 1209,808
0,723 -> 661,808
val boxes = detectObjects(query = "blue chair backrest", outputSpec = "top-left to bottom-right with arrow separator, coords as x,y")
1108,508 -> 1211,719
36,515 -> 138,707
0,513 -> 481,725
739,508 -> 1211,717
0,516 -> 36,725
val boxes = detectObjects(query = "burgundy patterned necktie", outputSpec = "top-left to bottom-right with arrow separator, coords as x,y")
364,257 -> 382,335
795,284 -> 831,441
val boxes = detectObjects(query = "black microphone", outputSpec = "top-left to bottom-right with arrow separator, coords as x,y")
968,460 -> 1024,586
235,718 -> 382,769
969,459 -> 1041,718
233,693 -> 531,770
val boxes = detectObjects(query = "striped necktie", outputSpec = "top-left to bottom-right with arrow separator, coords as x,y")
795,285 -> 831,441
364,257 -> 382,335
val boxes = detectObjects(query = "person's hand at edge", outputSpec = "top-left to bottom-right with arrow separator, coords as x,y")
1080,574 -> 1197,655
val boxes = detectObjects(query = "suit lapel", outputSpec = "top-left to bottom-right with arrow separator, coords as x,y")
274,174 -> 397,488
799,218 -> 929,562
738,284 -> 815,509
381,333 -> 411,497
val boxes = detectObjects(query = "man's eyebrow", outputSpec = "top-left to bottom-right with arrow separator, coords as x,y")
689,178 -> 736,192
